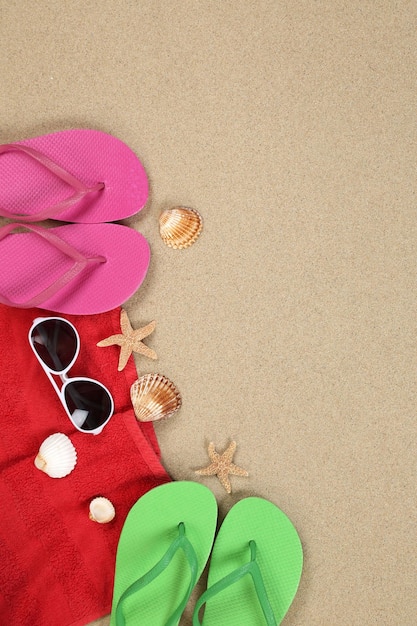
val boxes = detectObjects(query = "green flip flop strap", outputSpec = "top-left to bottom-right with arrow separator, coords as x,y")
193,540 -> 277,626
116,522 -> 199,626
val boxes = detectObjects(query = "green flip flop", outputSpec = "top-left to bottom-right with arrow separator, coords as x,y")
192,497 -> 303,625
110,481 -> 218,626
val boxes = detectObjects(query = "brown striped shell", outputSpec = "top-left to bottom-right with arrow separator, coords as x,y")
130,373 -> 182,422
158,206 -> 203,249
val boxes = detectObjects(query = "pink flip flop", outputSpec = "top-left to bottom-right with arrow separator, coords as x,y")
0,129 -> 149,223
0,222 -> 150,315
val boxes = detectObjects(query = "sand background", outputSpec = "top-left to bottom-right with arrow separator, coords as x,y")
1,1 -> 416,624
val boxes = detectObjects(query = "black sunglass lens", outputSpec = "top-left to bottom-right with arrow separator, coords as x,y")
31,320 -> 77,372
64,380 -> 112,431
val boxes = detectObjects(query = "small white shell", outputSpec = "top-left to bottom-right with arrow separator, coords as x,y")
159,206 -> 203,249
130,373 -> 182,422
89,497 -> 115,524
34,433 -> 77,478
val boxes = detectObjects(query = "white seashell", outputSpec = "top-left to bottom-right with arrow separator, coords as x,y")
159,206 -> 203,249
130,373 -> 182,422
89,497 -> 115,524
34,433 -> 77,478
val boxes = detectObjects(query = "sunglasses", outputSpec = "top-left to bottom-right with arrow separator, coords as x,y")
28,317 -> 114,435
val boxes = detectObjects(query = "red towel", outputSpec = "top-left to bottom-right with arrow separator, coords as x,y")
0,305 -> 171,626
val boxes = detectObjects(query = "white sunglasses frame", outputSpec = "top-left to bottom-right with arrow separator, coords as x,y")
28,316 -> 114,435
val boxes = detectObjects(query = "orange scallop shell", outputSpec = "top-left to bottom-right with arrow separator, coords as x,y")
158,206 -> 203,249
130,373 -> 182,422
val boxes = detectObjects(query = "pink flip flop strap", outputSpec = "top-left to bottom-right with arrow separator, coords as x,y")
0,143 -> 104,222
0,223 -> 106,308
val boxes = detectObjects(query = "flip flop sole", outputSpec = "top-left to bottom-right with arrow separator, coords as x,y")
110,481 -> 218,626
0,129 -> 148,222
0,223 -> 150,315
197,497 -> 303,625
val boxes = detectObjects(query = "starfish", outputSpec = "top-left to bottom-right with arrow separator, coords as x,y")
195,441 -> 249,494
97,309 -> 157,371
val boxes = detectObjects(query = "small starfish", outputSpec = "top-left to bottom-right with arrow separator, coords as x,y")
97,309 -> 157,371
195,441 -> 249,494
